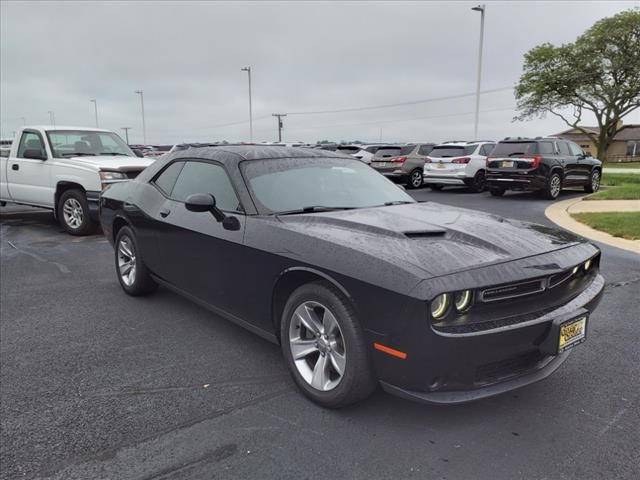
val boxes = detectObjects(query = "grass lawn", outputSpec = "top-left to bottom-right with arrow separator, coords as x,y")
572,212 -> 640,240
586,172 -> 640,200
603,162 -> 640,169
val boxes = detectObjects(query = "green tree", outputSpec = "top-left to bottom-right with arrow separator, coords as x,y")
515,9 -> 640,161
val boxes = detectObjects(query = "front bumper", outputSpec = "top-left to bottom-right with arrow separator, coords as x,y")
86,190 -> 101,222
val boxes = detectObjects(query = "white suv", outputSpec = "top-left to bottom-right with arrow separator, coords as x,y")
423,141 -> 495,192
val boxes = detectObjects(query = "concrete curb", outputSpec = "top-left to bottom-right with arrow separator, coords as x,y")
545,196 -> 640,254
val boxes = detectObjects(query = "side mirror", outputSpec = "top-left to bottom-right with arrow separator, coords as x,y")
585,151 -> 592,157
185,193 -> 225,222
23,149 -> 47,160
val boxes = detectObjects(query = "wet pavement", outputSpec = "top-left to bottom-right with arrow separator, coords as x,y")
1,187 -> 639,480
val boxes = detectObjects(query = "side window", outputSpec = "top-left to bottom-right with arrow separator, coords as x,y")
538,142 -> 555,155
568,142 -> 583,157
17,132 -> 45,158
171,161 -> 241,212
418,145 -> 434,156
557,141 -> 571,156
153,161 -> 184,196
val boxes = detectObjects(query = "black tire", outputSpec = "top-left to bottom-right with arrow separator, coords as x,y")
57,189 -> 97,235
280,282 -> 377,408
584,169 -> 601,193
406,169 -> 423,189
114,226 -> 157,296
430,185 -> 444,191
468,170 -> 487,193
489,187 -> 505,197
544,172 -> 562,200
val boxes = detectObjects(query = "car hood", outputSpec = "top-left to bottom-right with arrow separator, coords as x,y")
58,155 -> 155,171
276,202 -> 582,278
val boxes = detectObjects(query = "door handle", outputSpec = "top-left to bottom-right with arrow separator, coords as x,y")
159,208 -> 171,218
11,164 -> 19,171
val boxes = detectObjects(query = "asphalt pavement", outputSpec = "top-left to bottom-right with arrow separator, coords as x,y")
1,187 -> 639,480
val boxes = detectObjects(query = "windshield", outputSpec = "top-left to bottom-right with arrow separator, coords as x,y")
429,145 -> 476,157
47,130 -> 135,158
491,142 -> 538,157
336,146 -> 361,154
241,157 -> 415,214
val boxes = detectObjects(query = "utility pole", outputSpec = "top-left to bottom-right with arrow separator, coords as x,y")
272,113 -> 287,142
135,90 -> 147,144
90,99 -> 99,127
121,127 -> 132,144
241,66 -> 253,142
471,4 -> 485,140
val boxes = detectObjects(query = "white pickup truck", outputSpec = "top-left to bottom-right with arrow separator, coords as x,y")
0,126 -> 154,235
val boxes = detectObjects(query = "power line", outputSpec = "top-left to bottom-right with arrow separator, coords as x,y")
285,86 -> 513,116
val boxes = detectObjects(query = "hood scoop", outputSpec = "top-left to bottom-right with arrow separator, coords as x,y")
403,229 -> 447,239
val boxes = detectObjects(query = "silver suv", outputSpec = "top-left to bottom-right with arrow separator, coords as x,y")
423,141 -> 495,192
370,143 -> 436,189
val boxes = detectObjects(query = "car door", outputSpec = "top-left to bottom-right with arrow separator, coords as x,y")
153,159 -> 246,316
6,130 -> 53,206
567,141 -> 591,184
562,141 -> 584,185
556,141 -> 573,182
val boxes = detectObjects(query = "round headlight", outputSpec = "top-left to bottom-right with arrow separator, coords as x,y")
584,259 -> 592,271
454,290 -> 473,313
431,293 -> 450,320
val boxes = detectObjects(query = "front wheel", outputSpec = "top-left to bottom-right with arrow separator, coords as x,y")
544,172 -> 562,200
281,282 -> 376,408
58,189 -> 97,235
406,169 -> 424,189
584,169 -> 601,193
114,226 -> 157,296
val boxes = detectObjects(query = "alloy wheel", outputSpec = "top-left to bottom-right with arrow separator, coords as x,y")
550,175 -> 561,198
117,236 -> 137,287
592,171 -> 600,191
410,170 -> 423,188
62,198 -> 84,229
289,301 -> 346,392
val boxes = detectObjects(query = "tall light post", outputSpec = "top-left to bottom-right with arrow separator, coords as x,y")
134,90 -> 147,144
90,99 -> 99,127
241,66 -> 253,142
471,4 -> 485,140
272,113 -> 287,142
121,127 -> 132,144
47,111 -> 56,129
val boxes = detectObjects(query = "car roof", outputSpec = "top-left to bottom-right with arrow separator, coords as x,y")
499,137 -> 559,142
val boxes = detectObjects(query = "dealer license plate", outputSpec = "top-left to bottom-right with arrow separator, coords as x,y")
436,162 -> 445,168
559,316 -> 587,352
501,160 -> 514,168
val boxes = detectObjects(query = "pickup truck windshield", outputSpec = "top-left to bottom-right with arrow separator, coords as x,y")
47,131 -> 135,158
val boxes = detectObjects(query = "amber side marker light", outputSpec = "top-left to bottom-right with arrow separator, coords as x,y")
374,343 -> 408,359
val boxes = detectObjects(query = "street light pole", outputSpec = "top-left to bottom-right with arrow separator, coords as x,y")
135,90 -> 147,144
471,4 -> 485,141
48,111 -> 56,129
90,99 -> 99,127
241,66 -> 253,142
121,127 -> 132,144
272,114 -> 287,142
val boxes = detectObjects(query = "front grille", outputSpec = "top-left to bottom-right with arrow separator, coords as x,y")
475,351 -> 545,385
480,279 -> 545,302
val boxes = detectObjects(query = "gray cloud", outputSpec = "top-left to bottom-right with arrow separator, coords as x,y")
1,0 -> 638,144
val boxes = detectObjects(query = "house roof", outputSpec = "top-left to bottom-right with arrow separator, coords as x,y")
553,125 -> 640,141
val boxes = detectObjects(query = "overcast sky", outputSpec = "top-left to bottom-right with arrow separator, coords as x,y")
1,0 -> 638,144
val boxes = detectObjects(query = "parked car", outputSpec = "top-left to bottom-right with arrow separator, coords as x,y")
486,137 -> 603,199
100,145 -> 603,408
424,141 -> 495,192
0,126 -> 154,234
370,143 -> 436,189
145,145 -> 174,158
335,144 -> 385,163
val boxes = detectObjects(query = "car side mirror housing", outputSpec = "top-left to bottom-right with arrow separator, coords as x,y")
184,193 -> 226,222
23,149 -> 47,160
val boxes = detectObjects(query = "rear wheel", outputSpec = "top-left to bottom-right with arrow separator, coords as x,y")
114,226 -> 157,296
489,187 -> 505,197
430,185 -> 444,191
280,282 -> 376,408
544,172 -> 562,200
584,169 -> 601,193
58,189 -> 97,235
407,169 -> 424,189
468,170 -> 486,193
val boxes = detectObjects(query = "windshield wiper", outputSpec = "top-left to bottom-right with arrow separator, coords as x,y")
508,152 -> 525,157
383,201 -> 414,206
98,152 -> 126,156
61,152 -> 95,157
275,206 -> 357,216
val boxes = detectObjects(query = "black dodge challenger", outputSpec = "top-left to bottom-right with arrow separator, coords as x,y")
100,146 -> 604,408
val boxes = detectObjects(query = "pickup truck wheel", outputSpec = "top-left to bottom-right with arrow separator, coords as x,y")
58,190 -> 97,235
544,172 -> 562,200
115,226 -> 157,296
584,169 -> 601,193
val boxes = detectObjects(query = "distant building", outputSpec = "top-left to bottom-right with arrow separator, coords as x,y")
553,121 -> 640,161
